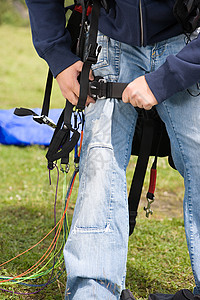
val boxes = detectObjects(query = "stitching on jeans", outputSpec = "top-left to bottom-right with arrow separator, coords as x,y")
162,102 -> 196,283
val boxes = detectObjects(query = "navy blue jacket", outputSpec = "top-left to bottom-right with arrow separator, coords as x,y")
25,0 -> 200,103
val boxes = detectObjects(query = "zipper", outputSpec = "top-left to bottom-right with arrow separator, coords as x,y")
139,0 -> 144,46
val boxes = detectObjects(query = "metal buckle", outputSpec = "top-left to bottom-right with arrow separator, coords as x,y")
60,163 -> 70,173
33,115 -> 57,129
85,43 -> 102,65
144,197 -> 154,218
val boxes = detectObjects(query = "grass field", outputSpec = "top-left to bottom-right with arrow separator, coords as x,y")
0,25 -> 194,299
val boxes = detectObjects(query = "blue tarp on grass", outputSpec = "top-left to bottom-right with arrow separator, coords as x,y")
0,109 -> 62,146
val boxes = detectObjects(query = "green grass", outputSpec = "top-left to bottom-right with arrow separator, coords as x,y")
0,25 -> 63,110
0,24 -> 193,299
0,0 -> 28,27
0,145 -> 75,299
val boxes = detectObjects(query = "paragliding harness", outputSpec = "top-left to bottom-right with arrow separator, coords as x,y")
173,0 -> 200,34
14,0 -> 200,236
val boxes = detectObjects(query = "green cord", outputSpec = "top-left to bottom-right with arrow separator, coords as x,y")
0,168 -> 70,285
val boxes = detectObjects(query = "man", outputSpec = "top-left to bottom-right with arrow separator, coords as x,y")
25,0 -> 200,299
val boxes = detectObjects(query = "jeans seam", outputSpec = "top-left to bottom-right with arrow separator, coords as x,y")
163,102 -> 196,284
114,40 -> 121,76
107,168 -> 116,230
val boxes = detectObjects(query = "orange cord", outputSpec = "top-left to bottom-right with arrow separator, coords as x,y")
0,172 -> 77,283
78,130 -> 84,157
0,129 -> 83,283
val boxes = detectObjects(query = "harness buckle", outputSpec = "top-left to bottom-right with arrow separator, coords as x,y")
144,197 -> 154,218
33,115 -> 57,129
60,163 -> 70,173
89,77 -> 107,100
85,43 -> 101,65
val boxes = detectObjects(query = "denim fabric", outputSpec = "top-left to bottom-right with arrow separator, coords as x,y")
64,32 -> 200,299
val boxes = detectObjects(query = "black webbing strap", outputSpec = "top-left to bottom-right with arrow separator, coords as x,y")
77,0 -> 102,110
14,107 -> 38,117
106,82 -> 128,99
75,0 -> 89,59
41,68 -> 53,117
88,78 -> 128,100
13,68 -> 55,128
46,100 -> 80,169
128,114 -> 155,236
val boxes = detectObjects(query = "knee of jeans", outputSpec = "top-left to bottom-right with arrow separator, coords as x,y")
73,144 -> 115,233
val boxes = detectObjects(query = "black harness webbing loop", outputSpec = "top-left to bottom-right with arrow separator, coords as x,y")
46,100 -> 80,170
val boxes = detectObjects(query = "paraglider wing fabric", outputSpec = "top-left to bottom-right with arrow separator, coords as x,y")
0,109 -> 62,146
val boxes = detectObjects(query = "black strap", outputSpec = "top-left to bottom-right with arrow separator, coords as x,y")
14,108 -> 38,117
128,112 -> 155,236
88,78 -> 128,100
14,67 -> 54,127
46,100 -> 80,169
77,0 -> 102,110
107,82 -> 128,99
41,68 -> 53,117
173,0 -> 200,33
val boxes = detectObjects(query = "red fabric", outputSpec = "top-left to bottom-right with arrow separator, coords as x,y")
74,5 -> 92,16
148,168 -> 157,194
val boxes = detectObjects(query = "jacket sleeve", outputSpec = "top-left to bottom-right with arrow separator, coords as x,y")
25,0 -> 80,77
145,34 -> 200,103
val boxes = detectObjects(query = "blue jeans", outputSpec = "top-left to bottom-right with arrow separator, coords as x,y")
64,32 -> 200,299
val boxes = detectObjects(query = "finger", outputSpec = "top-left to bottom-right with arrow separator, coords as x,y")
122,91 -> 130,103
143,104 -> 152,110
75,61 -> 84,73
89,70 -> 94,81
72,79 -> 81,99
138,95 -> 153,110
85,95 -> 96,106
134,98 -> 143,109
67,92 -> 79,106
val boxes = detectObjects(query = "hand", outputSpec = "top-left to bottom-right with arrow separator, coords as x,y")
122,75 -> 158,110
56,60 -> 95,106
